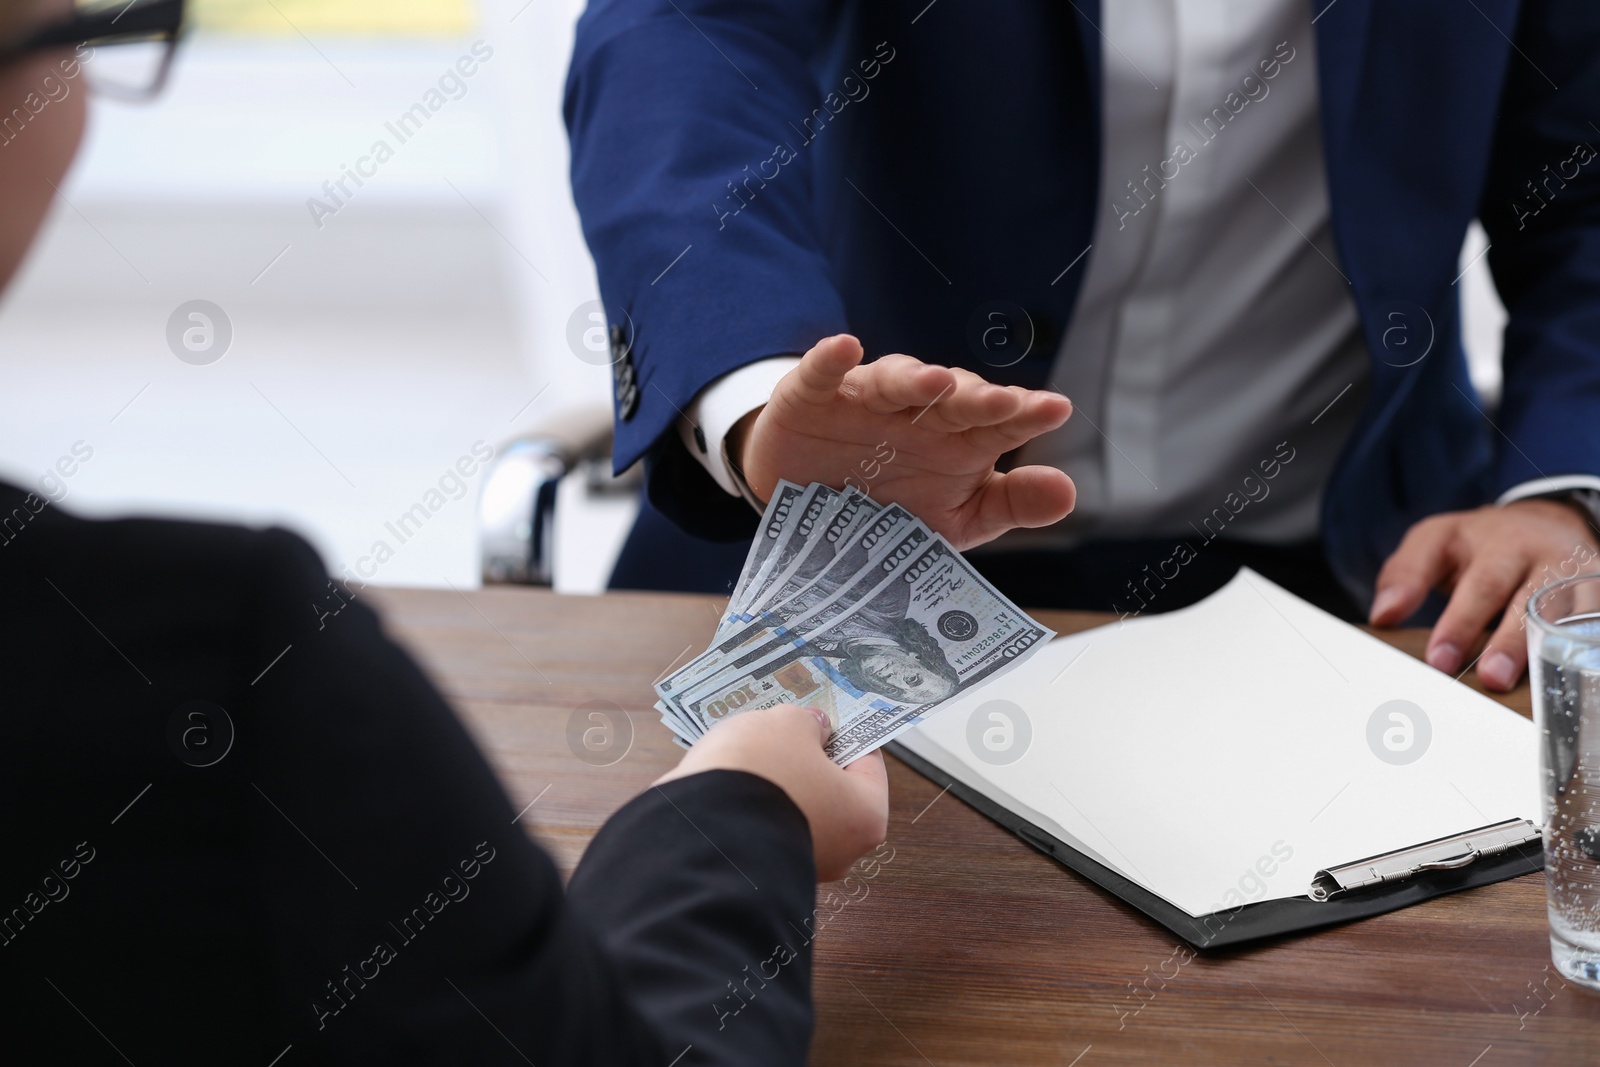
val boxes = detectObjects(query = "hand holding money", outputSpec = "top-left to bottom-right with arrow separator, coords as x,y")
657,703 -> 889,881
731,334 -> 1077,551
655,482 -> 1056,765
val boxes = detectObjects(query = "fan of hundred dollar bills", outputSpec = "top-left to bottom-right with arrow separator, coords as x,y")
654,481 -> 1056,765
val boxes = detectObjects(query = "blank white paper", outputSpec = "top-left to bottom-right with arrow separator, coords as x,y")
897,569 -> 1540,918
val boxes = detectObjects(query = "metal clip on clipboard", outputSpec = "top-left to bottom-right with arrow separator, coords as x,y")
1308,818 -> 1540,902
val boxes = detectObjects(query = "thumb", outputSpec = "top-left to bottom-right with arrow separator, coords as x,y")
800,704 -> 832,747
784,334 -> 865,406
954,467 -> 1077,550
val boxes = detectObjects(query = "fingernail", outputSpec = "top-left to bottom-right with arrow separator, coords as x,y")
1427,642 -> 1462,674
804,706 -> 828,727
1370,587 -> 1405,623
1481,651 -> 1517,690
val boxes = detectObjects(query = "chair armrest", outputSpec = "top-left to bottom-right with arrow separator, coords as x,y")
479,408 -> 616,585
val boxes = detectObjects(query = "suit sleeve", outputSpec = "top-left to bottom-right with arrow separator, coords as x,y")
2,504 -> 823,1064
1479,0 -> 1600,493
236,530 -> 687,1064
224,530 -> 815,1064
564,0 -> 852,538
568,771 -> 818,1067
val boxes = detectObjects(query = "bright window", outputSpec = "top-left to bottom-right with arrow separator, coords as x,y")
190,0 -> 475,36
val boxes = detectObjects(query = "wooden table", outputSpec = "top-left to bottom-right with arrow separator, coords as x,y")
365,585 -> 1600,1066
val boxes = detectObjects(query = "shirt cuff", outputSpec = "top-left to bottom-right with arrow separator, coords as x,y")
1497,475 -> 1600,527
1496,475 -> 1600,507
677,356 -> 802,499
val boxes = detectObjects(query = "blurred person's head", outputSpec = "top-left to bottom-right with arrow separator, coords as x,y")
0,0 -> 88,292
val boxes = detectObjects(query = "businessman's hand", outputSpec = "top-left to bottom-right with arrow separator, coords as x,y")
1370,499 -> 1599,691
731,334 -> 1076,550
658,703 -> 888,881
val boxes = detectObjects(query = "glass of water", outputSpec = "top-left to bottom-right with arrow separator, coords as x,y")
1530,573 -> 1600,989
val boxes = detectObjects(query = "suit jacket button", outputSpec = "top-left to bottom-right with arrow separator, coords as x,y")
610,323 -> 630,365
618,383 -> 639,421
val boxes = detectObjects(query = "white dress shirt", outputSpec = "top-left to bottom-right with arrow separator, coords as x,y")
678,0 -> 1599,538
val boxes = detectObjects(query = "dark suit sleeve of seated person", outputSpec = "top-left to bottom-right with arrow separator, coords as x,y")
564,0 -> 852,541
568,770 -> 819,1065
0,485 -> 814,1066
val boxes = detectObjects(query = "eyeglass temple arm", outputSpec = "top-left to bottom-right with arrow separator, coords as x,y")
20,0 -> 185,51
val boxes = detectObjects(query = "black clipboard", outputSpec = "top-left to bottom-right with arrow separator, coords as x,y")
888,741 -> 1545,950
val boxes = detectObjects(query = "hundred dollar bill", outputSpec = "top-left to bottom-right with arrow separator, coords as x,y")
661,508 -> 920,703
666,520 -> 935,715
727,486 -> 881,626
728,483 -> 845,626
655,699 -> 704,742
724,480 -> 806,621
753,502 -> 904,618
677,535 -> 1054,764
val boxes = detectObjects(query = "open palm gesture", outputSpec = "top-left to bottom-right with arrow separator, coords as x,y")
734,335 -> 1076,550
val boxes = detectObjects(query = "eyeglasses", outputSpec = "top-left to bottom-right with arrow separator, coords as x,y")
2,0 -> 187,101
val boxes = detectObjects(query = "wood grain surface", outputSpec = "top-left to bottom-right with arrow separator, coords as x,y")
364,585 -> 1600,1066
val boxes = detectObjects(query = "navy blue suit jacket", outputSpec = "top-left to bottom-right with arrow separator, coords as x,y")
565,0 -> 1600,602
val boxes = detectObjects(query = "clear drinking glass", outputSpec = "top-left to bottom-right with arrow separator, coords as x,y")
1529,572 -> 1600,989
